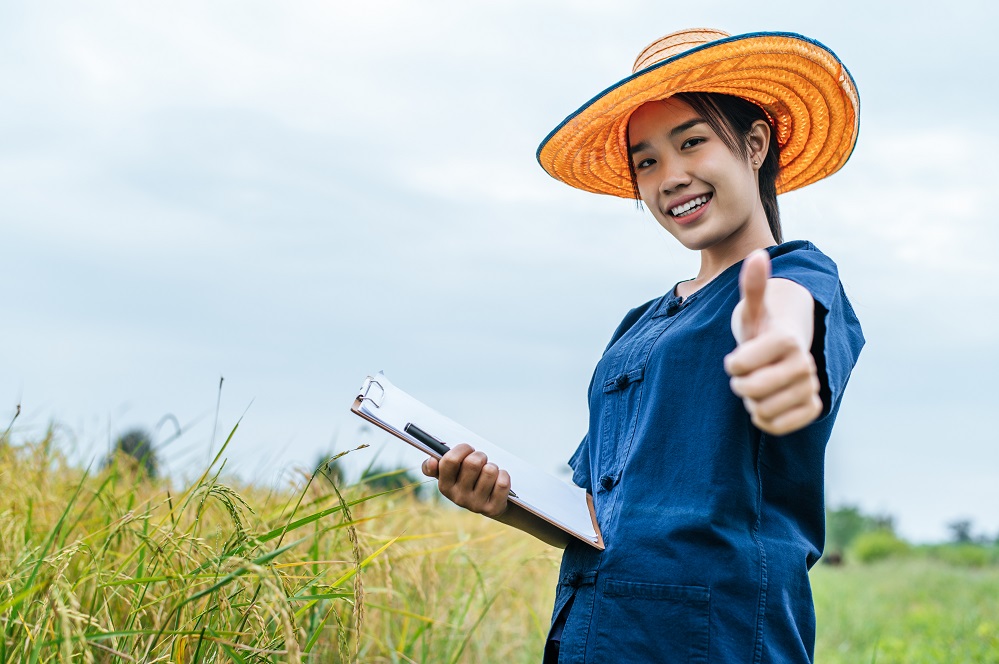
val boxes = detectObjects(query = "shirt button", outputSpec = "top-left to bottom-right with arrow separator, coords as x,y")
615,374 -> 630,389
599,474 -> 616,491
566,572 -> 581,587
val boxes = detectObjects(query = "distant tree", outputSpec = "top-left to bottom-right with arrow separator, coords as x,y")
105,428 -> 158,479
851,529 -> 910,564
948,519 -> 974,544
825,504 -> 898,563
826,505 -> 867,556
869,513 -> 896,532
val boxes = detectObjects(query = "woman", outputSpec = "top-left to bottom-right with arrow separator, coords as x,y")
423,28 -> 864,662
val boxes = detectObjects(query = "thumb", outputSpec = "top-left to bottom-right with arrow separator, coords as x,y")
421,457 -> 439,478
737,249 -> 771,341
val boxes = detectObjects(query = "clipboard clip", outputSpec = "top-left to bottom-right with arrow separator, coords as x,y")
358,375 -> 386,408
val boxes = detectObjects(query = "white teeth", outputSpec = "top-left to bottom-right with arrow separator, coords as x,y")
671,195 -> 709,217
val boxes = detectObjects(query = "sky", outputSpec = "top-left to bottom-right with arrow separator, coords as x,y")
2,0 -> 997,543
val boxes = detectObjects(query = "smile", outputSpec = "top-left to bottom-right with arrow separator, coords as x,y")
670,194 -> 712,218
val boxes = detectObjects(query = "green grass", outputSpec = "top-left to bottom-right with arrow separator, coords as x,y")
1,428 -> 997,662
813,560 -> 999,663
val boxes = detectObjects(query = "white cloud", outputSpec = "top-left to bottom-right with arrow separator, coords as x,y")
783,124 -> 998,313
399,157 -> 560,204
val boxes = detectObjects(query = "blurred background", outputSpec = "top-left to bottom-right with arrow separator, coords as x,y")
2,0 -> 996,542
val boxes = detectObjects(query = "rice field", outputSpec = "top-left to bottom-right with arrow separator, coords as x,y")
1,429 -> 997,662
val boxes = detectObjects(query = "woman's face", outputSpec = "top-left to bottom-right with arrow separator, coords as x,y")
628,98 -> 771,256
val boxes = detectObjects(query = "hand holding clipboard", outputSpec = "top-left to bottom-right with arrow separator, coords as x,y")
351,374 -> 603,550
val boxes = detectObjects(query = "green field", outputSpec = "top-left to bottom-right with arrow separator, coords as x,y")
813,561 -> 999,663
1,432 -> 997,662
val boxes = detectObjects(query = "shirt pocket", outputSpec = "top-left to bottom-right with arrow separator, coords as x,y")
591,578 -> 710,663
597,365 -> 646,488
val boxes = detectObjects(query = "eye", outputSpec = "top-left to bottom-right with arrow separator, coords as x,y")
681,137 -> 706,149
633,157 -> 656,170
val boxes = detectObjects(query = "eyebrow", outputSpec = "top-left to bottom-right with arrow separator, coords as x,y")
628,118 -> 708,156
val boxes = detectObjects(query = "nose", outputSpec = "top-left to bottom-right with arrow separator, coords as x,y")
658,159 -> 690,195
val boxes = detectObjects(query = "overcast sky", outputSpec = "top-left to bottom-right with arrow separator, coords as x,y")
2,0 -> 996,542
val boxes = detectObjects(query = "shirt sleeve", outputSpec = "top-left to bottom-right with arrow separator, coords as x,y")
768,241 -> 865,419
568,434 -> 592,492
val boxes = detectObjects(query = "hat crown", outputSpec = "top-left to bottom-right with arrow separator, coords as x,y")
632,28 -> 731,73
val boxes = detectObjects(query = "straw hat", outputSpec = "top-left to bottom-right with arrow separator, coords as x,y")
536,29 -> 860,197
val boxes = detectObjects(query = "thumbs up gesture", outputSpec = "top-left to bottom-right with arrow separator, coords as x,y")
724,250 -> 823,435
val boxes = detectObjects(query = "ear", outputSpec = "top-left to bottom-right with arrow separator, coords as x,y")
747,119 -> 771,169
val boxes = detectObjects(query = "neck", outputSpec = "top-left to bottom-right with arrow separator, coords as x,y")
680,212 -> 776,297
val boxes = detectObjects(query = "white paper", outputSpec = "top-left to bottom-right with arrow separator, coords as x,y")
355,373 -> 597,543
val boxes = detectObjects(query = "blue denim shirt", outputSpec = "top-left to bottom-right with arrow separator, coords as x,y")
550,241 -> 864,663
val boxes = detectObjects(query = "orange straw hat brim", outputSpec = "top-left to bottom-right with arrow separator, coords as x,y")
537,29 -> 860,197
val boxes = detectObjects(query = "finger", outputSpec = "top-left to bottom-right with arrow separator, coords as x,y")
745,377 -> 820,421
455,450 -> 490,493
421,457 -> 439,478
483,469 -> 512,517
752,395 -> 823,435
729,352 -> 817,400
436,443 -> 475,491
725,330 -> 801,377
474,461 -> 500,495
738,249 -> 771,341
455,454 -> 494,513
471,462 -> 502,514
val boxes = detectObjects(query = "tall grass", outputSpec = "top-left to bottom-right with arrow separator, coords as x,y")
3,426 -> 998,663
0,429 -> 559,662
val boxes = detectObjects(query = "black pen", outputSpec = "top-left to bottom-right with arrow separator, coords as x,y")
404,423 -> 450,456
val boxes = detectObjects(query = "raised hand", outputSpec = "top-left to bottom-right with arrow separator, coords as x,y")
724,249 -> 823,435
421,444 -> 511,518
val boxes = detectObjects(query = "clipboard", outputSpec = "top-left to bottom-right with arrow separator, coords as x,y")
350,373 -> 604,550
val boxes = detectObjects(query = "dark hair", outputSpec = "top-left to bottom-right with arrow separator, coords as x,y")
627,92 -> 783,243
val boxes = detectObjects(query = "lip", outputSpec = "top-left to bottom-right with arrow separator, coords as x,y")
666,192 -> 712,226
